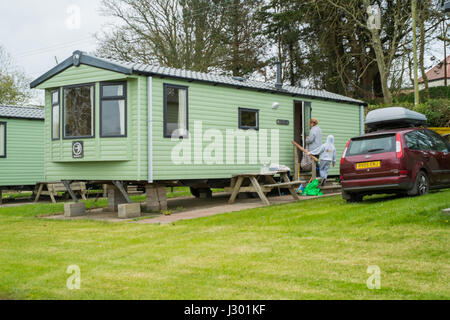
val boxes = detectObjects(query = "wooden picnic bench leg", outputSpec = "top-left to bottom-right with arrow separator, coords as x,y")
48,185 -> 57,204
230,177 -> 237,189
280,172 -> 300,201
249,176 -> 270,206
34,183 -> 44,203
228,176 -> 244,204
80,183 -> 87,200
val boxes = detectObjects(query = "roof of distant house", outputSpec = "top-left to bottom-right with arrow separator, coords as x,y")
419,55 -> 450,83
0,105 -> 44,120
30,50 -> 366,106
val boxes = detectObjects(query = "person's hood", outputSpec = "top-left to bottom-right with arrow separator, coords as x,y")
325,135 -> 335,149
326,135 -> 334,144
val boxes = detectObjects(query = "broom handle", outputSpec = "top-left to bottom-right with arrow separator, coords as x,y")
291,141 -> 319,162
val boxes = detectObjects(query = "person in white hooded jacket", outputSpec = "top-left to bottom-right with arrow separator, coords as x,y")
307,135 -> 336,186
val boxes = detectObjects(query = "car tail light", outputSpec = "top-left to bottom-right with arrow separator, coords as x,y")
399,170 -> 408,175
341,139 -> 351,165
396,133 -> 403,159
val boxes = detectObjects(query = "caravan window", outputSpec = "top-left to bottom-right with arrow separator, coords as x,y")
164,84 -> 188,138
239,108 -> 259,130
100,82 -> 127,137
0,122 -> 5,158
63,84 -> 95,139
51,89 -> 60,140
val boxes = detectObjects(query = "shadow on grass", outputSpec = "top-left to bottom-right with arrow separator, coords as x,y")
362,189 -> 447,204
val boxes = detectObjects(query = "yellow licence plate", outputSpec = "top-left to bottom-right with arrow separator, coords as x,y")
356,161 -> 381,169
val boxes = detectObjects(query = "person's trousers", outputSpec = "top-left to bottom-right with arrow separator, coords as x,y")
319,160 -> 332,180
311,154 -> 320,176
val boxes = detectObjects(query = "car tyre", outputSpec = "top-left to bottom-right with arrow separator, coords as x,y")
407,171 -> 429,196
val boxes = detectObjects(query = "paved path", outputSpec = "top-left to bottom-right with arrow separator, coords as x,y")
40,192 -> 340,223
136,193 -> 340,224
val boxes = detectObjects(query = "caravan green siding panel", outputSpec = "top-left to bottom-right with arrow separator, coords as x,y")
0,118 -> 44,186
150,77 -> 361,180
42,65 -> 148,181
36,65 -> 132,89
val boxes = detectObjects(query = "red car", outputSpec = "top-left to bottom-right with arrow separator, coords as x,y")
340,127 -> 450,202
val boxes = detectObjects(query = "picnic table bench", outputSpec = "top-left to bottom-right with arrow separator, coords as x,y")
227,170 -> 301,205
34,182 -> 88,203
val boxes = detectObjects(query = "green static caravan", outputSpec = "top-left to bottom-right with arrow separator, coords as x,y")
0,105 -> 45,203
30,51 -> 366,198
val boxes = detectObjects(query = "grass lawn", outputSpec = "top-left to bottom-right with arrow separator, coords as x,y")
0,189 -> 449,300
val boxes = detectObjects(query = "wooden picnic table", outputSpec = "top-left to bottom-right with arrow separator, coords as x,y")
227,170 -> 301,205
34,181 -> 88,203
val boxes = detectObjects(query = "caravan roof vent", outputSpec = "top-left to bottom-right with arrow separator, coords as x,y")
365,107 -> 427,132
232,76 -> 246,82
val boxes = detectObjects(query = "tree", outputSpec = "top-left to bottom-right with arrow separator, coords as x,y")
321,0 -> 413,104
0,46 -> 32,105
97,0 -> 267,76
97,0 -> 230,72
220,0 -> 268,77
258,0 -> 305,86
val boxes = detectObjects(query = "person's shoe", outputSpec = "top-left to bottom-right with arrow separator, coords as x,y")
320,179 -> 327,187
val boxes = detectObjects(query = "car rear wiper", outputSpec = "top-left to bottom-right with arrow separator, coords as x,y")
367,148 -> 385,153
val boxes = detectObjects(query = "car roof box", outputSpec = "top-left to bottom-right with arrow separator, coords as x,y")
365,107 -> 427,132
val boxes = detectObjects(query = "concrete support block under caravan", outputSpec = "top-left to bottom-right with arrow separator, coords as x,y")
107,185 -> 129,211
146,184 -> 167,212
64,202 -> 86,217
118,203 -> 141,219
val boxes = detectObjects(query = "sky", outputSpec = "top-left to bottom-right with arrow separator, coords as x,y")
0,0 -> 109,104
0,0 -> 448,105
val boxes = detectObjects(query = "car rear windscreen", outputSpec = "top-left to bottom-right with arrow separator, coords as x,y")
347,134 -> 396,156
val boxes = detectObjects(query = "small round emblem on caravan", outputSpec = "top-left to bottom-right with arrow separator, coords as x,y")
73,51 -> 81,67
72,141 -> 83,158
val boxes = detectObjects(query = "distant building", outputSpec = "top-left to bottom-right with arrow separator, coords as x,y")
419,55 -> 450,89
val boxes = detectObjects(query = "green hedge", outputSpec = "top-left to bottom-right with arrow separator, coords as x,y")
368,98 -> 450,127
395,85 -> 450,103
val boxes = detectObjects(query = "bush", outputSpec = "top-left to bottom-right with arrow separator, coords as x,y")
395,85 -> 450,103
367,98 -> 450,127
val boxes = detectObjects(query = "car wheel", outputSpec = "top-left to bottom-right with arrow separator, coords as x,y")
408,171 -> 429,196
347,193 -> 363,203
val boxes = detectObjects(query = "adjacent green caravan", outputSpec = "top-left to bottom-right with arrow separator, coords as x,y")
31,51 -> 366,190
0,105 -> 45,202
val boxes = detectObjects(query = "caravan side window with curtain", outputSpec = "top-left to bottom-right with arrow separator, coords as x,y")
0,122 -> 5,158
164,84 -> 188,138
51,89 -> 60,140
100,82 -> 127,137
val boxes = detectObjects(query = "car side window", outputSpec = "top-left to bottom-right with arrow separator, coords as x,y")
415,130 -> 434,151
405,131 -> 419,150
425,130 -> 449,152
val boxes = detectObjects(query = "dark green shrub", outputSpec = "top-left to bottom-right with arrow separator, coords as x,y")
395,85 -> 450,103
367,98 -> 450,127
